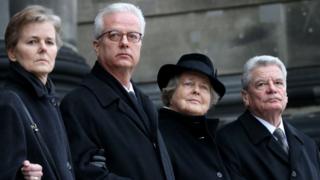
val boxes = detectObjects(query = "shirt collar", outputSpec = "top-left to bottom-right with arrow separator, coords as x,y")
123,82 -> 135,93
254,115 -> 286,136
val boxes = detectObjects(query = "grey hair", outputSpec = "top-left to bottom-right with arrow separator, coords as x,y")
161,75 -> 220,108
93,2 -> 145,39
241,55 -> 287,90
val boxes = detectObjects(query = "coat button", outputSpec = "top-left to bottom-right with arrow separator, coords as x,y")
153,142 -> 157,148
198,136 -> 205,140
50,98 -> 57,106
291,170 -> 297,177
67,162 -> 72,170
216,172 -> 223,178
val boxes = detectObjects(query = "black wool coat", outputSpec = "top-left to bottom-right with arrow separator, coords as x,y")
216,110 -> 320,180
0,63 -> 74,180
60,61 -> 174,180
159,108 -> 230,180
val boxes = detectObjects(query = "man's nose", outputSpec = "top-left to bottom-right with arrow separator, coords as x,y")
119,35 -> 129,46
267,81 -> 277,92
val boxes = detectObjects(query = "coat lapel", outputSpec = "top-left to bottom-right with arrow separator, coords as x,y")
128,87 -> 152,132
285,122 -> 304,169
118,100 -> 151,135
267,137 -> 289,163
83,75 -> 151,137
240,110 -> 289,163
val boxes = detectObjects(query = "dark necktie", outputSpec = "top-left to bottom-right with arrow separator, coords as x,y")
128,91 -> 151,130
273,128 -> 289,154
128,91 -> 139,106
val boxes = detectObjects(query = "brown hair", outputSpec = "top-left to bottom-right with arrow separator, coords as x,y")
5,5 -> 62,51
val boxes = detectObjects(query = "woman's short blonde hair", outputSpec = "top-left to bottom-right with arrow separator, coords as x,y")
5,5 -> 62,51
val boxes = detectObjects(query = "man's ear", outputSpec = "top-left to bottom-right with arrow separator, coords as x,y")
7,48 -> 17,62
92,40 -> 100,56
241,89 -> 249,107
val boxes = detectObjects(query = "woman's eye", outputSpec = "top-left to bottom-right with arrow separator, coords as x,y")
183,81 -> 193,86
201,85 -> 210,91
46,40 -> 55,45
27,40 -> 37,44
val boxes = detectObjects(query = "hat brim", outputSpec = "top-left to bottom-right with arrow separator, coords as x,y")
157,64 -> 226,98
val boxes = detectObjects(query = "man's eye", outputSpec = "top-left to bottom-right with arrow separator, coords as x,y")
275,81 -> 284,86
256,83 -> 263,87
256,82 -> 266,87
128,33 -> 138,40
108,32 -> 121,39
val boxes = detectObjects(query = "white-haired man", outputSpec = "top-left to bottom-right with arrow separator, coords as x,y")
217,55 -> 320,180
60,3 -> 174,180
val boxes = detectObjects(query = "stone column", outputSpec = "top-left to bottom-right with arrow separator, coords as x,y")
0,0 -> 9,39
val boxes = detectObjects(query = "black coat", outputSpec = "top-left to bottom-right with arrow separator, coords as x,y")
0,63 -> 74,180
60,62 -> 174,180
159,108 -> 230,180
216,110 -> 320,180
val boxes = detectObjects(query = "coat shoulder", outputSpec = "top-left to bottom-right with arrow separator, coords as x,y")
0,90 -> 23,107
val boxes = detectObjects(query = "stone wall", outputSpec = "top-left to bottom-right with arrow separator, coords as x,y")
77,0 -> 320,79
76,0 -> 320,145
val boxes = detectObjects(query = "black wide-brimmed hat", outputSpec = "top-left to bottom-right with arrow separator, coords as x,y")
157,53 -> 226,98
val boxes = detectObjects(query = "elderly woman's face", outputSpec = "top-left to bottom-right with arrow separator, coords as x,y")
7,22 -> 58,83
170,71 -> 211,116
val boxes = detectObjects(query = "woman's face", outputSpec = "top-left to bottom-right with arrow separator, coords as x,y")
170,71 -> 212,116
7,22 -> 58,84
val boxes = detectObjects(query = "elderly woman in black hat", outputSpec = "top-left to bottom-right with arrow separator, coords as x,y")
157,53 -> 230,180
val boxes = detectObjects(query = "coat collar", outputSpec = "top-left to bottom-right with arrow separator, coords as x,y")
83,61 -> 132,107
159,108 -> 219,138
239,110 -> 272,144
285,122 -> 304,167
239,110 -> 306,163
82,61 -> 156,138
7,62 -> 55,98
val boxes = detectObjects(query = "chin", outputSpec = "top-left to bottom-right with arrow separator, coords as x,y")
185,109 -> 204,116
32,69 -> 52,75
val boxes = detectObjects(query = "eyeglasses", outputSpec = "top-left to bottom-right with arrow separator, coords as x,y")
97,30 -> 142,43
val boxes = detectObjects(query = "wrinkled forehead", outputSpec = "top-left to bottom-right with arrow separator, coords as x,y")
250,64 -> 285,81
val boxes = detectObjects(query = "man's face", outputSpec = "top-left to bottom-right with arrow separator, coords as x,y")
93,12 -> 142,73
242,64 -> 288,119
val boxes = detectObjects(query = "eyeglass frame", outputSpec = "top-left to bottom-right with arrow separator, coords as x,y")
96,30 -> 143,43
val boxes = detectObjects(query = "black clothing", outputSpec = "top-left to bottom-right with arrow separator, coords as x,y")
60,61 -> 174,180
159,108 -> 230,180
217,110 -> 320,180
0,63 -> 74,180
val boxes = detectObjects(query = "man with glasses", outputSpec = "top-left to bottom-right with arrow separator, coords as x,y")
60,3 -> 174,180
